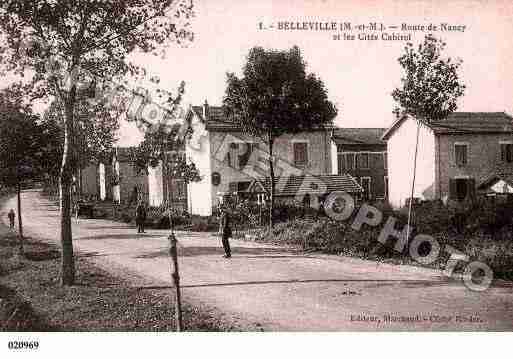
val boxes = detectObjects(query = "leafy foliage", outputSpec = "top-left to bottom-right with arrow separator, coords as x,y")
392,34 -> 465,122
41,97 -> 120,172
0,87 -> 42,186
223,46 -> 337,228
223,46 -> 337,139
0,0 -> 194,285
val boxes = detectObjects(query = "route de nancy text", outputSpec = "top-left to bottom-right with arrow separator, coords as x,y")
258,21 -> 467,42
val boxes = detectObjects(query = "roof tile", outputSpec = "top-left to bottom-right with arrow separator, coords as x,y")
247,174 -> 363,196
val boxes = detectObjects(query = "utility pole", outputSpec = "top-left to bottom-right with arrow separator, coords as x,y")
165,147 -> 182,331
406,122 -> 421,248
16,179 -> 24,255
168,233 -> 183,331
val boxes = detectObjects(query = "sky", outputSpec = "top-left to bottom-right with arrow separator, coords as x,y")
5,0 -> 513,146
116,0 -> 513,146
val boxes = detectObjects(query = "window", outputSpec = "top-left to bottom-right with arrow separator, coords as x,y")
454,144 -> 468,167
338,153 -> 355,173
449,178 -> 476,201
175,180 -> 187,199
346,153 -> 355,170
238,181 -> 251,192
337,154 -> 344,174
239,142 -> 258,169
360,177 -> 371,200
227,143 -> 239,168
501,143 -> 513,163
383,152 -> 388,170
293,142 -> 308,167
357,152 -> 370,169
384,176 -> 388,199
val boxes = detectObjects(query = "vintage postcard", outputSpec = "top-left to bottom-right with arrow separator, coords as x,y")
0,0 -> 512,357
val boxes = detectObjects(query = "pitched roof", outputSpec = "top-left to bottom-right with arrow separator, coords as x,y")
245,174 -> 363,196
191,105 -> 246,131
477,172 -> 513,195
382,112 -> 513,140
332,128 -> 387,145
190,105 -> 333,132
478,172 -> 513,189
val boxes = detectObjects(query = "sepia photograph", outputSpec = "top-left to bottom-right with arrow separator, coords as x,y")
0,0 -> 512,357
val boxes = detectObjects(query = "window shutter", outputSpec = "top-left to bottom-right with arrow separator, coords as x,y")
338,154 -> 344,174
501,144 -> 507,162
346,153 -> 354,170
229,143 -> 238,168
455,145 -> 467,166
449,179 -> 457,199
239,142 -> 253,169
294,143 -> 307,166
228,182 -> 237,193
362,153 -> 369,168
508,144 -> 513,162
293,143 -> 300,165
468,178 -> 476,199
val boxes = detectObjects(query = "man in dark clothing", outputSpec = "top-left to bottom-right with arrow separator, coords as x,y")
135,201 -> 147,234
7,209 -> 15,229
219,207 -> 232,258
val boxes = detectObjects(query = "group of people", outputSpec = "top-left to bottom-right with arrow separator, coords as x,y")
133,201 -> 233,259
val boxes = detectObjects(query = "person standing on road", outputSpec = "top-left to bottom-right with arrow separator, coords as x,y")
135,201 -> 147,234
7,209 -> 15,230
219,206 -> 232,258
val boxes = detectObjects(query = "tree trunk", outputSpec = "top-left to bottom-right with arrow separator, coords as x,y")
268,136 -> 275,232
60,86 -> 76,286
78,166 -> 83,197
163,157 -> 174,232
16,180 -> 23,256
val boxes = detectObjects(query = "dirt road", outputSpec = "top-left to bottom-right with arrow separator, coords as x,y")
2,189 -> 513,331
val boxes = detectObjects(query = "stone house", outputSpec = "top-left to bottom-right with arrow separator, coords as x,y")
330,128 -> 388,200
77,146 -> 187,208
146,149 -> 189,211
383,112 -> 513,208
75,163 -> 100,199
110,147 -> 149,204
184,102 -> 362,216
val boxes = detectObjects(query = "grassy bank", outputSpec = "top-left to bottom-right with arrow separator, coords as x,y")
253,217 -> 513,282
0,226 -> 239,331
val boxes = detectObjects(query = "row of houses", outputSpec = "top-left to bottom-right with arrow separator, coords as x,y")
77,102 -> 513,216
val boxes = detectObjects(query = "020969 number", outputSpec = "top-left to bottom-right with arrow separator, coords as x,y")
8,341 -> 39,350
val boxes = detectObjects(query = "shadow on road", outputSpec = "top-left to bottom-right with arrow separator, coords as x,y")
81,226 -> 133,230
135,278 -> 450,290
136,246 -> 299,259
76,233 -> 164,241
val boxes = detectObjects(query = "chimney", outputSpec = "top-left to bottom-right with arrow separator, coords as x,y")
202,100 -> 209,121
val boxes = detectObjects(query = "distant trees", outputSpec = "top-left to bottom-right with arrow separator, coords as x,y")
223,46 -> 337,230
0,0 -> 194,285
0,86 -> 42,254
41,97 -> 120,194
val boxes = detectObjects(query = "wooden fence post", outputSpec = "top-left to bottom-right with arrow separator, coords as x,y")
168,233 -> 183,331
